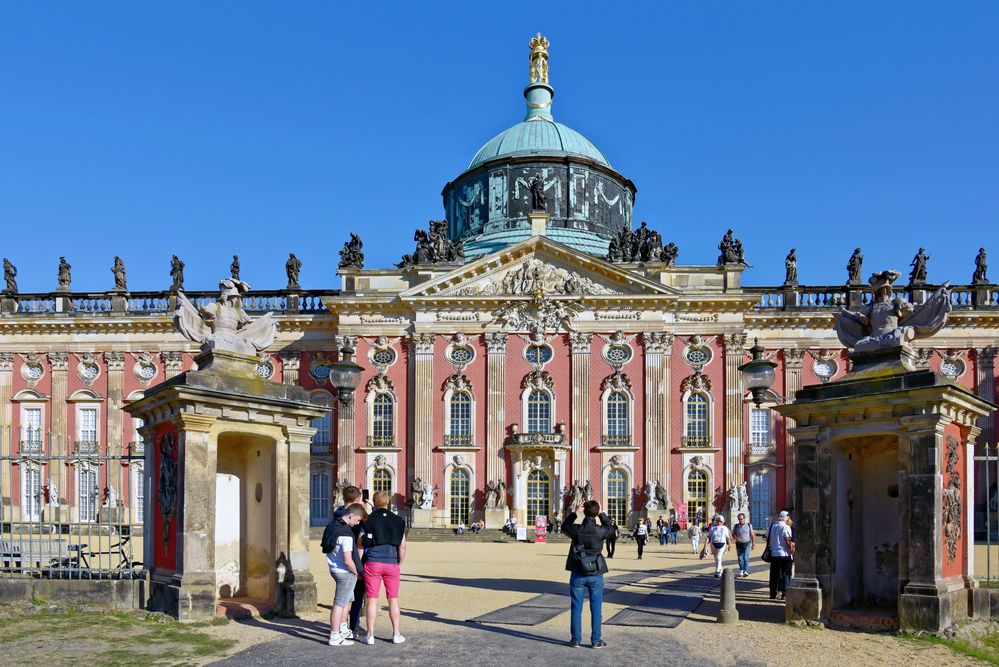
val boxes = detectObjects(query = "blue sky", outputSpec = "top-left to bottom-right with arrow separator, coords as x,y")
1,2 -> 997,292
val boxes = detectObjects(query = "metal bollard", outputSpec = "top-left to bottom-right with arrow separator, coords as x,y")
717,567 -> 739,624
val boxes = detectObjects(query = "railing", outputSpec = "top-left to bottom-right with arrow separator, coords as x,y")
749,441 -> 775,456
366,435 -> 395,448
2,288 -> 336,315
310,438 -> 332,455
74,440 -> 100,455
749,283 -> 999,311
975,443 -> 999,587
443,434 -> 473,447
600,434 -> 632,448
509,432 -> 566,447
681,435 -> 712,448
0,428 -> 145,580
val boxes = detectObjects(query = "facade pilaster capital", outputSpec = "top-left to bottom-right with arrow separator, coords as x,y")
409,332 -> 436,355
724,333 -> 748,352
282,424 -> 317,443
171,412 -> 217,433
162,351 -> 185,371
569,332 -> 592,354
47,352 -> 69,371
783,348 -> 805,369
641,331 -> 673,354
278,349 -> 302,370
485,332 -> 508,354
978,346 -> 998,368
104,351 -> 126,371
0,352 -> 12,371
334,334 -> 358,352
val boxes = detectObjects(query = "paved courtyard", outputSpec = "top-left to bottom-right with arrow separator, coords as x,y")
202,538 -> 976,666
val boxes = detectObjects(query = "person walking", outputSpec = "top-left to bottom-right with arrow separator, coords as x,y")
362,490 -> 408,644
321,503 -> 365,647
732,512 -> 755,577
605,518 -> 620,558
561,500 -> 615,648
702,515 -> 731,577
768,511 -> 795,600
687,522 -> 701,555
670,519 -> 680,545
634,518 -> 649,559
658,520 -> 669,547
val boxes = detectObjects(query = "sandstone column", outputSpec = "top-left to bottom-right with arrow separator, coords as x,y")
570,332 -> 592,488
977,347 -> 996,448
105,352 -> 125,454
783,349 -> 805,508
723,334 -> 747,487
0,353 -> 12,454
485,333 -> 508,485
48,353 -> 69,455
279,350 -> 301,386
410,333 -> 435,486
641,333 -> 672,490
281,424 -> 318,613
162,351 -> 185,380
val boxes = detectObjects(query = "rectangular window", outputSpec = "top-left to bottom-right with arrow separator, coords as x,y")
311,413 -> 331,447
310,472 -> 330,526
750,472 -> 774,527
22,407 -> 43,449
79,407 -> 98,443
23,466 -> 42,521
750,408 -> 771,454
79,467 -> 98,523
134,467 -> 145,523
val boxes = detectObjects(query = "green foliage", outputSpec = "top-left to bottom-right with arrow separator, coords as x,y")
908,633 -> 999,665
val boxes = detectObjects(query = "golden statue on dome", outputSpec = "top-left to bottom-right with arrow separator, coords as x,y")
529,33 -> 550,84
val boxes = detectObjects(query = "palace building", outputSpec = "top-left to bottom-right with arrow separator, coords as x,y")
1,35 -> 996,534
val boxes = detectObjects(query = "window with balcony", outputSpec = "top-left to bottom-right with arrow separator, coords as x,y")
449,468 -> 470,526
447,391 -> 473,446
527,390 -> 551,434
370,394 -> 394,447
606,468 -> 628,526
76,406 -> 99,454
750,408 -> 772,455
21,407 -> 43,454
603,391 -> 630,447
684,394 -> 710,447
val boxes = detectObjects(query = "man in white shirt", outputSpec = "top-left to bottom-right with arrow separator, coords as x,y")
767,510 -> 795,600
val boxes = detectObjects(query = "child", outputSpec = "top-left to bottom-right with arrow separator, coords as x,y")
322,503 -> 365,646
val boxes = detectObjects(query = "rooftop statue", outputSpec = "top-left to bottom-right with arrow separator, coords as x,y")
834,270 -> 951,352
230,255 -> 240,281
529,175 -> 547,212
398,220 -> 464,268
175,278 -> 276,356
57,256 -> 72,291
169,255 -> 185,291
607,221 -> 676,265
784,249 -> 798,285
111,256 -> 127,291
847,248 -> 863,285
338,233 -> 364,270
2,258 -> 16,295
717,229 -> 746,266
909,248 -> 929,285
285,253 -> 302,290
973,248 -> 988,284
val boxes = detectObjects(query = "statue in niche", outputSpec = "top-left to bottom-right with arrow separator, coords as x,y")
784,249 -> 798,285
285,253 -> 302,290
338,233 -> 365,270
169,255 -> 185,291
847,248 -> 863,285
230,255 -> 240,280
57,256 -> 72,291
835,269 -> 951,352
175,277 -> 276,356
717,229 -> 745,265
2,258 -> 16,294
111,256 -> 127,291
909,248 -> 929,285
530,175 -> 547,212
644,480 -> 660,510
973,248 -> 988,285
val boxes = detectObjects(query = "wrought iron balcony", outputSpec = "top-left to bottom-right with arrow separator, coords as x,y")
749,441 -> 776,455
443,434 -> 473,447
600,434 -> 632,448
509,432 -> 566,447
19,439 -> 43,454
366,435 -> 395,448
75,440 -> 100,455
681,435 -> 712,448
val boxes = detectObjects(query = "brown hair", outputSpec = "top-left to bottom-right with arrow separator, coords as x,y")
344,502 -> 366,518
343,486 -> 361,504
373,490 -> 390,508
583,500 -> 600,518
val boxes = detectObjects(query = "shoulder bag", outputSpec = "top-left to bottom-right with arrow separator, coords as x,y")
760,523 -> 773,563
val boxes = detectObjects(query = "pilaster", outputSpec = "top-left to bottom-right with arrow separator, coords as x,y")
783,348 -> 805,508
162,351 -> 185,380
641,332 -> 672,490
281,423 -> 318,614
169,413 -> 217,578
279,350 -> 301,386
570,332 -> 592,487
976,347 -> 996,449
723,334 -> 747,487
105,352 -> 125,453
48,352 -> 69,454
0,353 -> 12,451
485,333 -> 508,487
410,333 -> 435,487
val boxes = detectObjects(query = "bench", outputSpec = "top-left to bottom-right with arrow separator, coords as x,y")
0,539 -> 83,571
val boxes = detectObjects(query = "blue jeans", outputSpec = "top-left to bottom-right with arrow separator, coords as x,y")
569,572 -> 604,644
670,531 -> 678,544
736,542 -> 750,573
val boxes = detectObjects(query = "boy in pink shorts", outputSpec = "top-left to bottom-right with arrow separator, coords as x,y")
362,490 -> 407,644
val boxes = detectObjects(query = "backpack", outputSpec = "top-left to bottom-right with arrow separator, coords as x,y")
572,544 -> 601,576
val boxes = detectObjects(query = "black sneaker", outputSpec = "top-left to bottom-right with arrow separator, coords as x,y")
567,640 -> 580,648
592,640 -> 607,649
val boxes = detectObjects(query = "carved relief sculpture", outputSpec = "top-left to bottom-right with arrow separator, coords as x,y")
835,270 -> 951,352
942,435 -> 962,564
3,258 -> 17,294
175,278 -> 277,356
285,253 -> 302,290
169,255 -> 185,291
158,433 -> 178,553
338,233 -> 365,270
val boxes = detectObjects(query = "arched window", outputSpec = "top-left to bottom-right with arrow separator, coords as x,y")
526,469 -> 550,521
527,390 -> 551,433
606,468 -> 628,526
372,468 -> 393,496
604,391 -> 629,446
750,469 -> 774,527
310,470 -> 330,526
449,391 -> 472,444
449,468 -> 470,526
371,394 -> 394,446
686,468 -> 708,525
685,394 -> 709,447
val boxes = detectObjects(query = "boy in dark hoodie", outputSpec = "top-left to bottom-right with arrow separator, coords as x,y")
321,503 -> 365,646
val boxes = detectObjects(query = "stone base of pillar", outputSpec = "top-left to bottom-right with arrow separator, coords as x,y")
484,507 -> 508,529
278,572 -> 317,617
784,577 -> 822,623
899,583 -> 971,632
410,507 -> 435,528
150,572 -> 217,623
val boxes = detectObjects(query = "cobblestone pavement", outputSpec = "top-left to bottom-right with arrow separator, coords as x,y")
203,539 -> 976,667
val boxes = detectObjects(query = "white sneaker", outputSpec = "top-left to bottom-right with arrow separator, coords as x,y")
361,634 -> 375,645
339,624 -> 354,639
328,634 -> 354,647
392,634 -> 406,644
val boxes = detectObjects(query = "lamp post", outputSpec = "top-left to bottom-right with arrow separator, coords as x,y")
329,345 -> 363,405
738,338 -> 778,407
